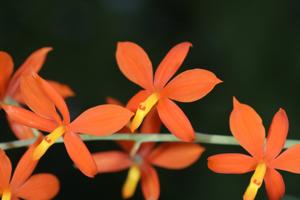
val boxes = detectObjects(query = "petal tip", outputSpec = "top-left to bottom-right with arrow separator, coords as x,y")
233,97 -> 241,107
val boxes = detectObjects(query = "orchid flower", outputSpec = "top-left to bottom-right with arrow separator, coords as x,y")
116,41 -> 222,141
0,48 -> 74,139
0,138 -> 59,200
208,98 -> 300,200
2,73 -> 133,177
93,97 -> 204,200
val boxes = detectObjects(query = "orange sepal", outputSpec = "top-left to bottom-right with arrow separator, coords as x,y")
230,97 -> 265,158
106,96 -> 124,106
163,69 -> 222,102
7,47 -> 52,97
10,137 -> 42,188
116,42 -> 153,90
0,51 -> 14,99
0,149 -> 12,188
15,173 -> 60,200
70,105 -> 133,136
92,151 -> 132,173
154,42 -> 192,89
264,168 -> 285,200
157,98 -> 195,142
207,153 -> 257,174
140,163 -> 160,200
271,144 -> 300,173
7,117 -> 35,139
2,105 -> 57,132
48,80 -> 75,98
64,132 -> 97,177
140,108 -> 161,133
265,108 -> 289,161
148,143 -> 204,169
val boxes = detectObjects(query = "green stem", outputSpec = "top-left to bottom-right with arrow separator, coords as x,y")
0,132 -> 299,150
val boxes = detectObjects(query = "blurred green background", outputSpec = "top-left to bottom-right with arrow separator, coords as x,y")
1,0 -> 300,199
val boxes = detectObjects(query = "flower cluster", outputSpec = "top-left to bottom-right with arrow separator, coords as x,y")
0,42 -> 298,200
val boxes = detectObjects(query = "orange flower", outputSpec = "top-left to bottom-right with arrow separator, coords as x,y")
116,42 -> 222,141
0,48 -> 74,139
2,73 -> 133,177
93,98 -> 204,199
0,139 -> 59,200
208,97 -> 300,200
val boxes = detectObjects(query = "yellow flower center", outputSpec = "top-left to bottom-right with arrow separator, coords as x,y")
122,165 -> 141,199
130,93 -> 159,132
32,125 -> 66,160
243,162 -> 267,200
2,189 -> 11,200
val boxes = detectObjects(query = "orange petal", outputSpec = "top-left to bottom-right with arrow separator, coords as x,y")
15,173 -> 59,200
126,90 -> 151,113
116,42 -> 153,90
0,51 -> 14,99
0,149 -> 12,188
207,153 -> 257,174
48,80 -> 75,98
148,143 -> 204,169
36,75 -> 70,123
106,96 -> 124,106
140,108 -> 161,133
92,151 -> 132,173
154,42 -> 192,89
7,47 -> 52,97
140,163 -> 160,200
70,105 -> 133,136
162,69 -> 222,102
7,117 -> 35,139
264,168 -> 285,200
2,105 -> 57,132
265,108 -> 289,161
20,74 -> 60,122
271,144 -> 300,173
230,97 -> 265,158
157,98 -> 195,142
64,132 -> 97,177
10,138 -> 42,188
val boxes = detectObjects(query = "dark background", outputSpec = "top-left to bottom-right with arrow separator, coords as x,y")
1,0 -> 300,199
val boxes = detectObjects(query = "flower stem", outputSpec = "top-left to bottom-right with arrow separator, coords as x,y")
0,132 -> 299,150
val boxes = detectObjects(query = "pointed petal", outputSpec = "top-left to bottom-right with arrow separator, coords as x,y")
48,80 -> 75,98
207,153 -> 257,174
0,149 -> 12,188
265,108 -> 289,161
126,90 -> 151,112
15,173 -> 59,200
0,51 -> 14,99
7,47 -> 52,97
140,163 -> 160,200
106,97 -> 124,106
230,97 -> 265,158
154,42 -> 192,89
7,117 -> 35,139
70,105 -> 133,136
92,151 -> 132,173
157,98 -> 195,142
64,132 -> 97,177
271,144 -> 300,173
20,74 -> 60,121
162,69 -> 222,102
148,143 -> 204,169
264,168 -> 285,200
116,42 -> 153,90
2,105 -> 57,132
10,137 -> 42,188
140,108 -> 161,133
35,74 -> 70,123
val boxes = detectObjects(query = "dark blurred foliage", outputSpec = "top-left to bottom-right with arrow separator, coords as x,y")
1,0 -> 300,199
